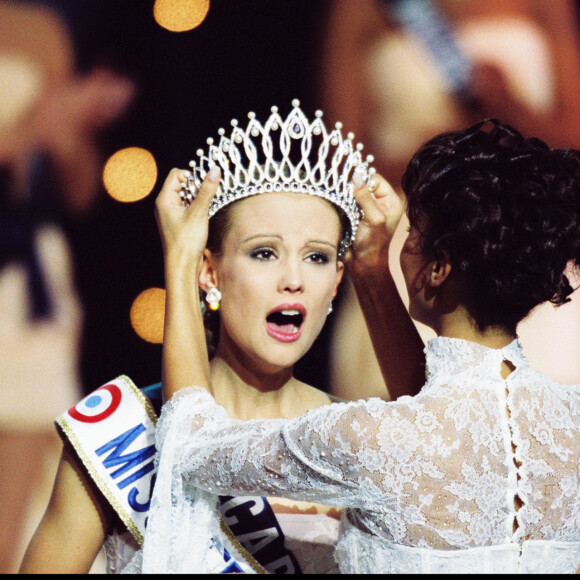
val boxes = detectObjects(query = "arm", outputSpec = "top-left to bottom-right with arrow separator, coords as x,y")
140,387 -> 392,572
346,174 -> 426,399
0,1 -> 135,215
19,443 -> 111,574
25,69 -> 135,214
158,387 -> 388,508
154,168 -> 220,401
318,0 -> 386,143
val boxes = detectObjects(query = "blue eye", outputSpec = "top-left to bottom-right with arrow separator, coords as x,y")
250,248 -> 276,260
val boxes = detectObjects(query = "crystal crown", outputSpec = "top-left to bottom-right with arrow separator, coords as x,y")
181,99 -> 375,249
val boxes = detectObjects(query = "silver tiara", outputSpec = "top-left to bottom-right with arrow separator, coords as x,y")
180,99 -> 375,250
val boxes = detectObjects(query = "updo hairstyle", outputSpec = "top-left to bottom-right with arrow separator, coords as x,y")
401,119 -> 580,334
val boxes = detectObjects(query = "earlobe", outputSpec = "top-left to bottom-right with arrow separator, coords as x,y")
333,261 -> 345,298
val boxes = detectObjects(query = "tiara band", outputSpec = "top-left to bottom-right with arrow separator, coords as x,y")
180,99 -> 375,251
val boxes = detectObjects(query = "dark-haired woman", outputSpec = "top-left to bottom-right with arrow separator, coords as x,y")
144,119 -> 580,573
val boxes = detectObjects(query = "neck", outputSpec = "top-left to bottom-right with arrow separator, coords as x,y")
434,306 -> 516,349
209,349 -> 299,421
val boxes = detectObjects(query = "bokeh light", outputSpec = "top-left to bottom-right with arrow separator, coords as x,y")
103,147 -> 158,203
130,287 -> 166,344
154,0 -> 210,32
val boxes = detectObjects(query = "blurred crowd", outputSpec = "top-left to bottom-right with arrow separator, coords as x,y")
0,0 -> 134,572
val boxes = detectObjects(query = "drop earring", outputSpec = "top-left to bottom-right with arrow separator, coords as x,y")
206,287 -> 222,311
327,302 -> 333,315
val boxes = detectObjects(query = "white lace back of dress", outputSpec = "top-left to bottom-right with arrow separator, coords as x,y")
139,339 -> 580,573
333,339 -> 580,572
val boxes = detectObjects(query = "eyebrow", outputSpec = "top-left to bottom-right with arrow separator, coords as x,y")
240,234 -> 338,250
240,234 -> 283,244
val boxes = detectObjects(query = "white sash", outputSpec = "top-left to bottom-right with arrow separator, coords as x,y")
56,375 -> 266,573
56,375 -> 158,545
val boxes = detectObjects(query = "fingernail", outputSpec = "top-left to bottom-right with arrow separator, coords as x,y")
353,171 -> 364,189
208,165 -> 221,182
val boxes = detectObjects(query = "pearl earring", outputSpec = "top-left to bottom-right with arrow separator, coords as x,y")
327,302 -> 333,315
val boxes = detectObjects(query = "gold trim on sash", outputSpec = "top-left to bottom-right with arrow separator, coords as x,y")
219,517 -> 268,574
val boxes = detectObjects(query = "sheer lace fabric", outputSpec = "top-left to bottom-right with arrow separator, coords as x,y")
103,529 -> 140,574
139,338 -> 580,574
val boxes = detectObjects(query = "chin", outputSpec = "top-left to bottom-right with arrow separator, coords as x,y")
266,351 -> 304,371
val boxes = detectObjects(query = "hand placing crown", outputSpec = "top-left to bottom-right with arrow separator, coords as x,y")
179,99 -> 376,250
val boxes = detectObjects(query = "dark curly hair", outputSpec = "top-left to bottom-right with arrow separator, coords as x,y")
401,119 -> 580,334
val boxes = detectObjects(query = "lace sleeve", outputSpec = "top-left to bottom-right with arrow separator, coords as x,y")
160,386 -> 396,509
139,387 -> 227,573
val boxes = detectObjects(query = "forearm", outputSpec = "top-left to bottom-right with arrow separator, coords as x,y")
162,388 -> 367,508
46,134 -> 101,214
155,167 -> 219,401
347,174 -> 426,399
349,258 -> 425,400
162,252 -> 210,402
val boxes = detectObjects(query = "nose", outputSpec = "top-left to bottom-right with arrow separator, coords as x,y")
278,259 -> 304,294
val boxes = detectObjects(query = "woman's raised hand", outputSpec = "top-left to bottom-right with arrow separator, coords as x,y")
154,166 -> 221,268
346,172 -> 405,276
156,167 -> 220,398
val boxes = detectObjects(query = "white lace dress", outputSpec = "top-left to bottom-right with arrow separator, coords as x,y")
132,338 -> 580,574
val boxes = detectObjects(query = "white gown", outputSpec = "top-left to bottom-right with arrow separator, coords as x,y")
131,337 -> 580,574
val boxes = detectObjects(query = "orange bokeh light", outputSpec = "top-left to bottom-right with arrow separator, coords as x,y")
130,287 -> 166,344
103,147 -> 158,203
154,0 -> 210,32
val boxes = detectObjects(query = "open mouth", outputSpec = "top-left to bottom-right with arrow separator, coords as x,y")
266,310 -> 303,333
265,306 -> 306,342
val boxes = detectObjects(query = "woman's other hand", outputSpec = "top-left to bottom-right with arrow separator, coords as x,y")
155,166 -> 220,270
